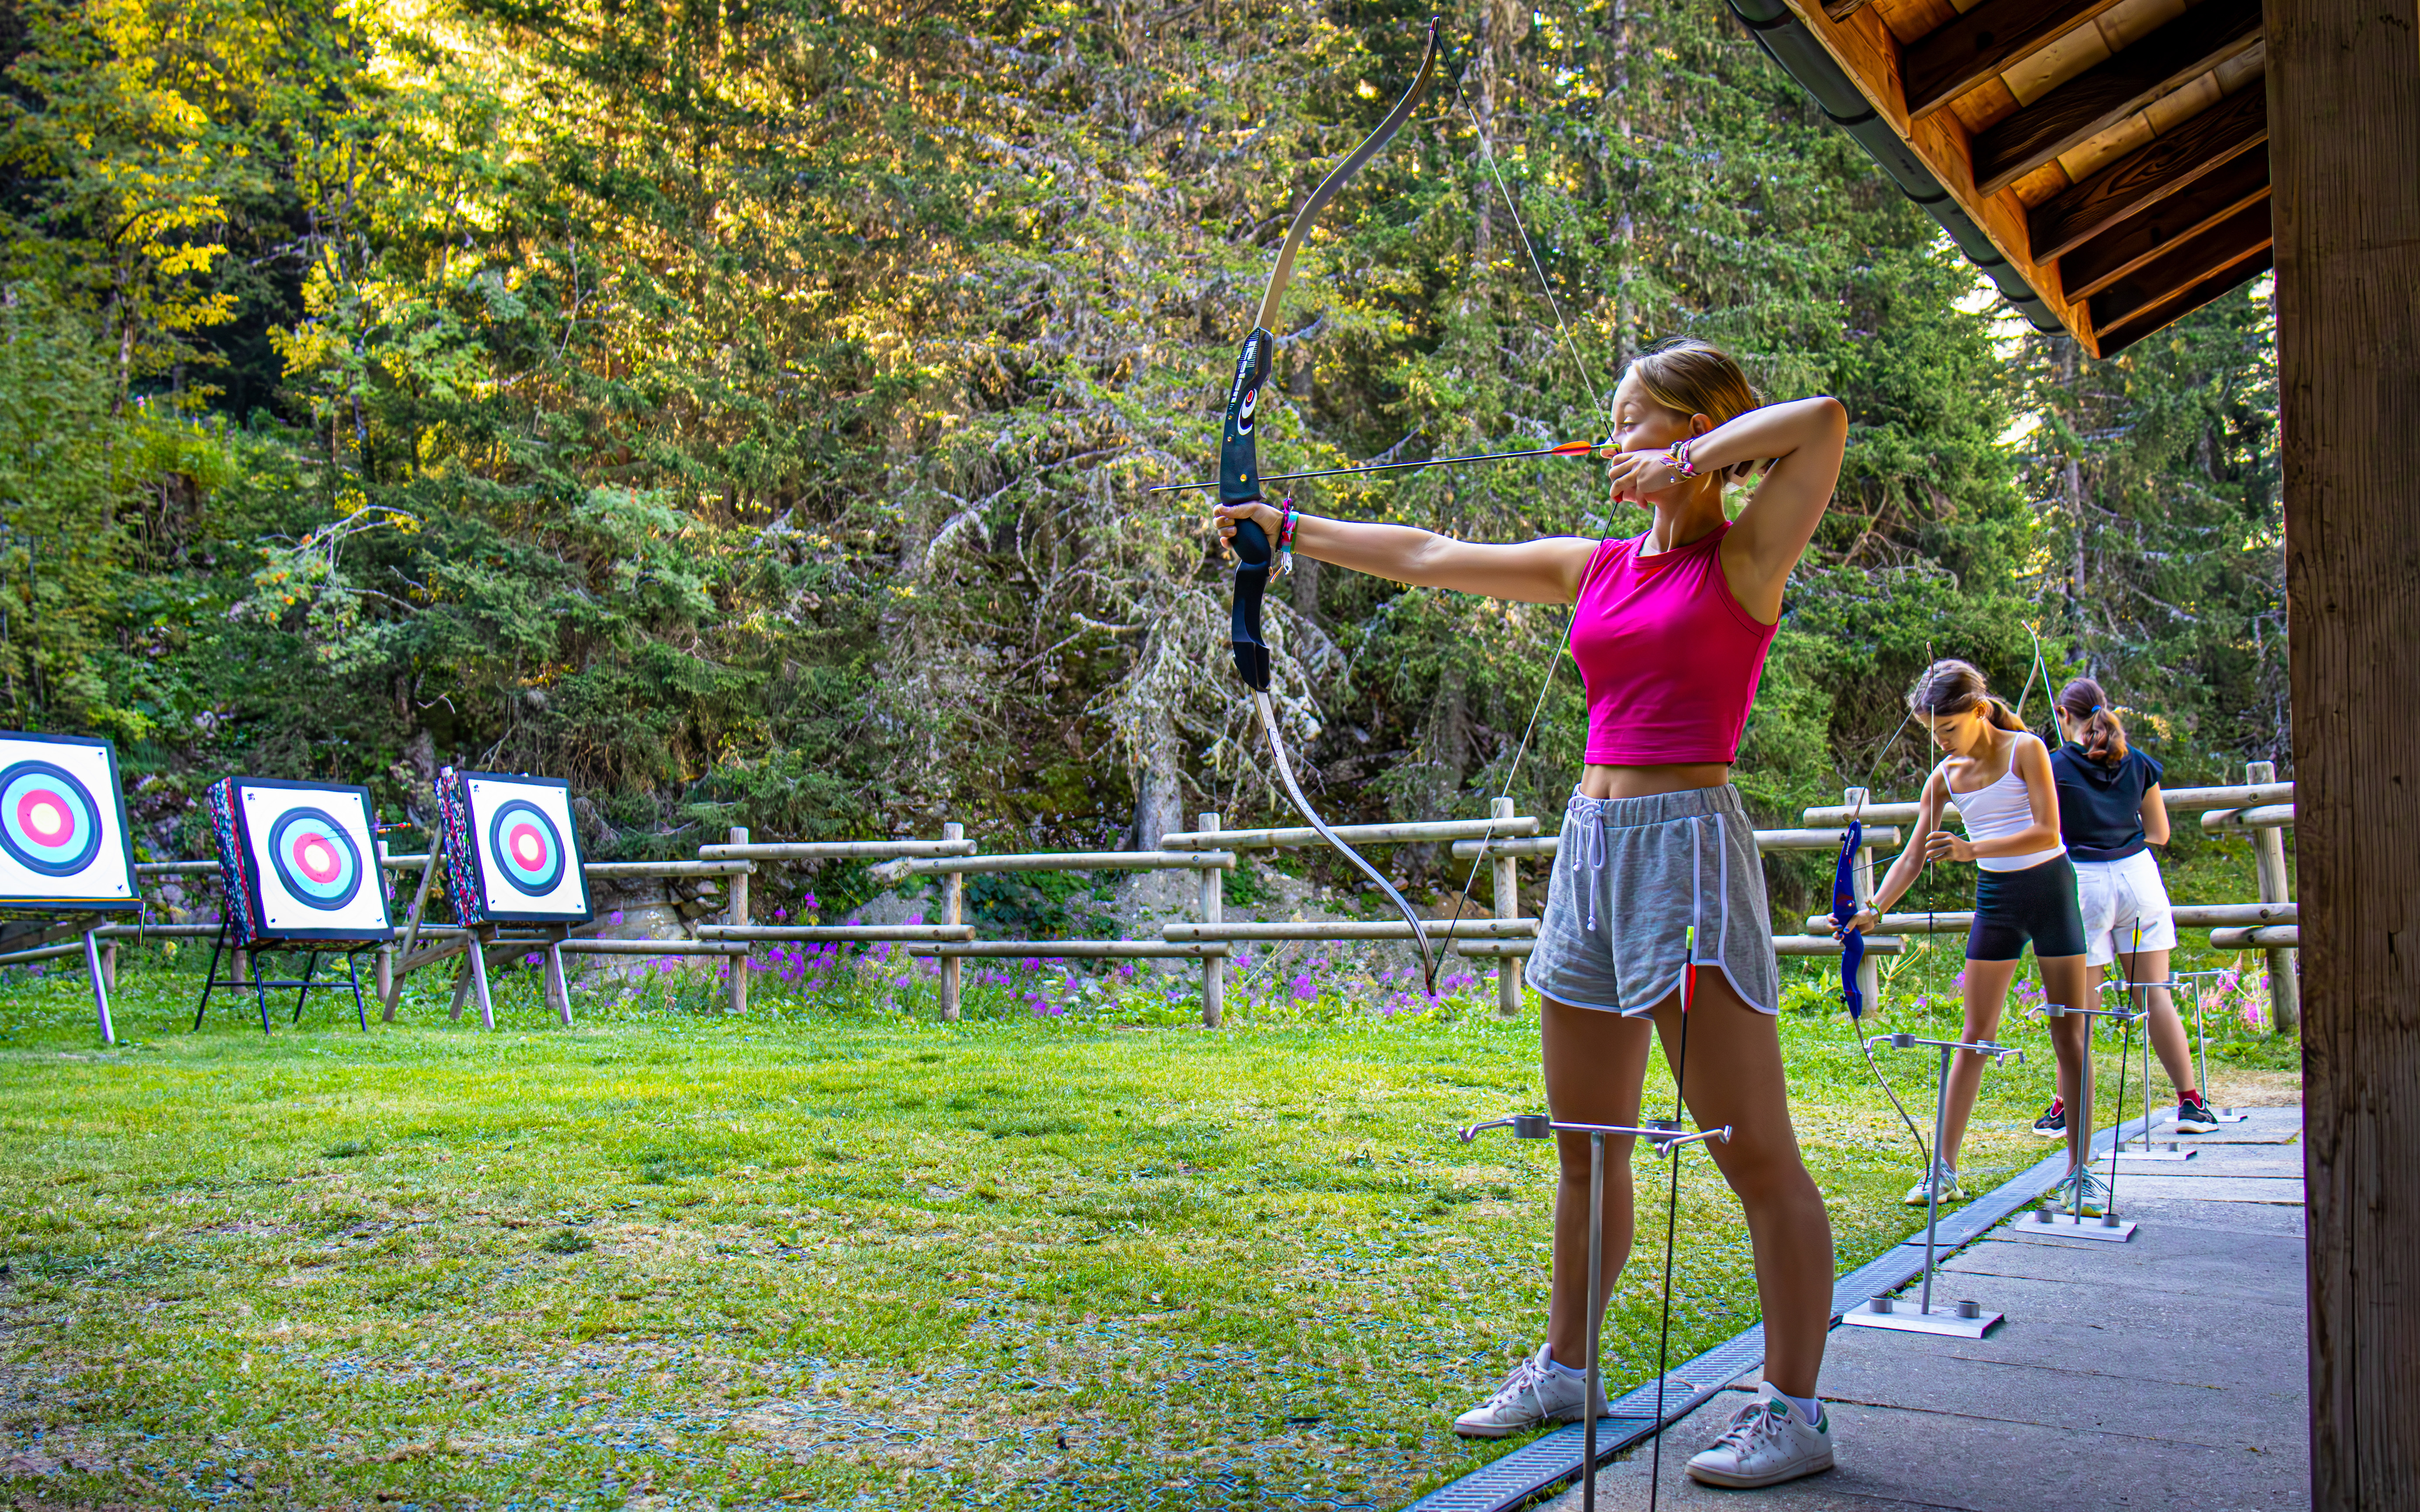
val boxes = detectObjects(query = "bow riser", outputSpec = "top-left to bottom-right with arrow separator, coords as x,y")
1222,328 -> 1276,691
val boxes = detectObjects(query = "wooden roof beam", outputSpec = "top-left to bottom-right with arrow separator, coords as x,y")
2085,196 -> 2272,332
1903,0 -> 2131,120
2059,151 -> 2269,299
1971,0 -> 2265,195
2093,246 -> 2269,355
2028,84 -> 2268,261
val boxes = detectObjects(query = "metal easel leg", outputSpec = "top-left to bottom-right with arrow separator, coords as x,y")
293,951 -> 320,1023
194,924 -> 228,1032
545,934 -> 572,1027
82,928 -> 115,1046
466,932 -> 496,1031
252,948 -> 274,1035
347,949 -> 368,1032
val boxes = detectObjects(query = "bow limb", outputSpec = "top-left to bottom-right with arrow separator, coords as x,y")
1255,691 -> 1441,995
1220,19 -> 1444,994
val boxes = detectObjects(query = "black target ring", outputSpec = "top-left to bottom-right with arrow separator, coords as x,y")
486,798 -> 567,897
266,806 -> 364,912
0,759 -> 103,877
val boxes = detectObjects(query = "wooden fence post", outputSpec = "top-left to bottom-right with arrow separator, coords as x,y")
1490,797 -> 1523,1018
723,826 -> 749,1016
2243,760 -> 2298,1032
1199,811 -> 1223,1029
1846,788 -> 1880,1010
99,941 -> 117,992
939,821 -> 964,1022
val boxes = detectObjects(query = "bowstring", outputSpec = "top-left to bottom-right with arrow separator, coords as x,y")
1842,699 -> 1931,1166
1429,50 -> 1607,978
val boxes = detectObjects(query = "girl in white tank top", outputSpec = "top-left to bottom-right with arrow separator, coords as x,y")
1841,660 -> 2100,1217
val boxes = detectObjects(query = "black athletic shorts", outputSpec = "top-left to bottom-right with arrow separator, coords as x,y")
1967,853 -> 2087,961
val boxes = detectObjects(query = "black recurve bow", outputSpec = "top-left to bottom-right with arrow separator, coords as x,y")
1218,17 -> 1445,995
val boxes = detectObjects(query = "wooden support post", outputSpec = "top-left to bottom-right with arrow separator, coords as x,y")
723,825 -> 748,1016
465,928 -> 496,1031
448,954 -> 474,1022
2242,760 -> 2299,1031
938,821 -> 964,1022
544,928 -> 572,1027
232,948 -> 249,987
1490,797 -> 1523,1018
384,834 -> 443,1023
374,946 -> 392,1006
1198,811 -> 1224,1029
2269,0 -> 2420,1498
99,941 -> 117,992
1846,788 -> 1881,1011
83,928 -> 114,1046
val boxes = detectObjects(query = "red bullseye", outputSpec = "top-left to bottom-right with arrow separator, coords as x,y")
510,824 -> 546,866
17,791 -> 72,846
296,836 -> 342,883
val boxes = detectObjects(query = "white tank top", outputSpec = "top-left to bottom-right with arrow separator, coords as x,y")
1948,761 -> 2066,873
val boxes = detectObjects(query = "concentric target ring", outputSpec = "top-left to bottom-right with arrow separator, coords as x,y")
266,807 -> 363,912
0,760 -> 102,877
487,798 -> 566,897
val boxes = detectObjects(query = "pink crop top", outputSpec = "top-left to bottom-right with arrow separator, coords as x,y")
1570,523 -> 1778,765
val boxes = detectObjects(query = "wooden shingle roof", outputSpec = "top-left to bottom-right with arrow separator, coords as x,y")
1731,0 -> 2269,354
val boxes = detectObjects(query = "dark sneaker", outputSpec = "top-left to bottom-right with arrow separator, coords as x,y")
2174,1092 -> 2220,1135
2031,1097 -> 2067,1138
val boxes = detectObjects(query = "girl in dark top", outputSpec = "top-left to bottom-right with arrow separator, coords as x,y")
2036,678 -> 2218,1135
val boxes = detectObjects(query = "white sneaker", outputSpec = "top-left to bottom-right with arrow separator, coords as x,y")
1900,1162 -> 1967,1207
2046,1167 -> 2112,1217
1686,1383 -> 1836,1488
1452,1344 -> 1608,1438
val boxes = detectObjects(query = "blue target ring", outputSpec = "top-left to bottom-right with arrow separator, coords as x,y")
0,760 -> 102,877
487,798 -> 566,897
266,807 -> 363,911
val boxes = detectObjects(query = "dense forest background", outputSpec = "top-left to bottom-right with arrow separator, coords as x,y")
0,0 -> 2284,918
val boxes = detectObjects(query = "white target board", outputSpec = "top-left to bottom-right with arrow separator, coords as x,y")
0,732 -> 137,911
233,779 -> 393,941
458,772 -> 592,924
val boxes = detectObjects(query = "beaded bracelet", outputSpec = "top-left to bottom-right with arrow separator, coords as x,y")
1275,499 -> 1300,576
1666,435 -> 1699,479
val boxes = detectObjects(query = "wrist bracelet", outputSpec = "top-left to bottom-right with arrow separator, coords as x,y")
1668,436 -> 1699,478
1275,500 -> 1299,576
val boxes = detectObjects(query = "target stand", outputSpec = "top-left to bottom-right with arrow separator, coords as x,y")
431,768 -> 593,1029
0,733 -> 143,1043
194,777 -> 394,1034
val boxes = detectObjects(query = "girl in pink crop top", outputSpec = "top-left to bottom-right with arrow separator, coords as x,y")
1570,521 -> 1778,765
1212,339 -> 1848,1475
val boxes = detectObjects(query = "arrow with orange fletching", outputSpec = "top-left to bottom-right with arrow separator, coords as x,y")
1146,435 -> 1614,494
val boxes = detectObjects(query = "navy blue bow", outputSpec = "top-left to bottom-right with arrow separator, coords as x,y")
1831,818 -> 1865,1019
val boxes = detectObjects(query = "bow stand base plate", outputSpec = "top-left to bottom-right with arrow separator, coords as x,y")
1840,1297 -> 2003,1338
2022,1209 -> 2138,1241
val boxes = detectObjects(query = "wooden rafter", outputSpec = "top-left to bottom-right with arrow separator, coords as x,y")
2094,246 -> 2271,355
1903,0 -> 2130,120
2086,197 -> 2273,331
2029,84 -> 2269,263
1971,0 -> 2265,195
2059,152 -> 2270,300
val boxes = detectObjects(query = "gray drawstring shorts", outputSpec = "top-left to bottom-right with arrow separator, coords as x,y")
1524,784 -> 1781,1017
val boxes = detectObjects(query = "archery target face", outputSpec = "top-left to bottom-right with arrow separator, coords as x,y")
236,781 -> 391,939
0,734 -> 136,909
462,773 -> 590,922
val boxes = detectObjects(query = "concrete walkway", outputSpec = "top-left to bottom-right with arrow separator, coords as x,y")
1549,1104 -> 2310,1512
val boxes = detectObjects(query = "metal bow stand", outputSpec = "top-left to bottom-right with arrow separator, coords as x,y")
2024,999 -> 2141,1240
2171,967 -> 2253,1125
1460,1112 -> 1731,1512
1841,1033 -> 2021,1338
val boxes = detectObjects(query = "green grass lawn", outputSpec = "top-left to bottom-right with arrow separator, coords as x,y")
0,920 -> 2295,1511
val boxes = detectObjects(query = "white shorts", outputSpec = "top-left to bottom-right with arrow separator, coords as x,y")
2074,849 -> 2177,966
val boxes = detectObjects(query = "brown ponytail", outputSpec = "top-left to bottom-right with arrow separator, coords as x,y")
2055,677 -> 2129,766
1907,659 -> 2026,732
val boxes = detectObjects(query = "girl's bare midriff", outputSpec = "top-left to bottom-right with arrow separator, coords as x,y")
1578,761 -> 1732,800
